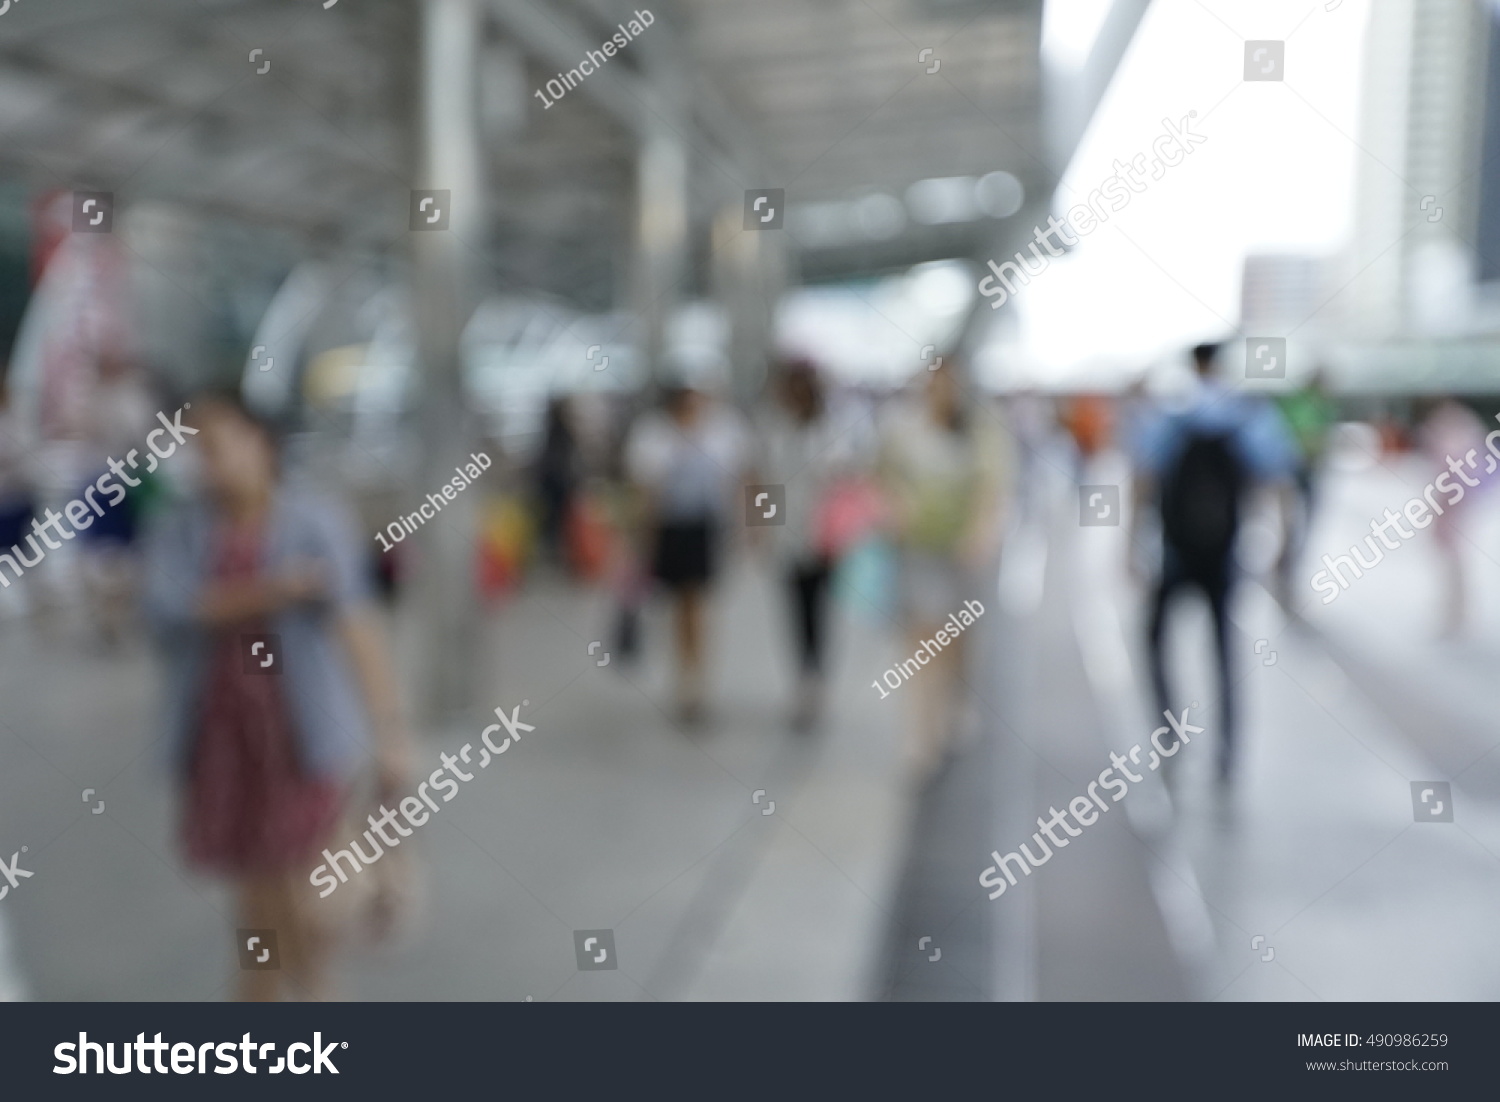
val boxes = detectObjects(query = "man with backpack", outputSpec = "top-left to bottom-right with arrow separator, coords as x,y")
1132,342 -> 1296,784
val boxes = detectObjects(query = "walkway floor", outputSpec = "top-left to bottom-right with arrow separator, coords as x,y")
0,550 -> 912,1001
2,438 -> 1497,1001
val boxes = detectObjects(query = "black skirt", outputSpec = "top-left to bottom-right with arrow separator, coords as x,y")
651,518 -> 719,589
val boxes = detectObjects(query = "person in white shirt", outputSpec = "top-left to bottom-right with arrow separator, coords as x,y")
878,364 -> 1011,778
755,360 -> 870,730
625,386 -> 749,723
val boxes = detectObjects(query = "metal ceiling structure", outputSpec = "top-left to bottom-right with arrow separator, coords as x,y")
0,0 -> 1149,718
0,0 -> 1062,304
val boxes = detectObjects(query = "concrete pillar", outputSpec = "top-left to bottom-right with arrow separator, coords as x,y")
411,0 -> 484,721
632,119 -> 690,384
712,199 -> 787,404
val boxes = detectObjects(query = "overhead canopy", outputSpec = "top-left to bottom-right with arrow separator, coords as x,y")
0,0 -> 1053,299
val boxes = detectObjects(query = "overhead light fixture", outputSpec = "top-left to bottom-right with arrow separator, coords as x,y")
976,171 -> 1025,218
854,193 -> 905,240
788,201 -> 856,247
905,176 -> 980,224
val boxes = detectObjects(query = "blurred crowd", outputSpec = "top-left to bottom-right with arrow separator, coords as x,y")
1,331 -> 1496,1000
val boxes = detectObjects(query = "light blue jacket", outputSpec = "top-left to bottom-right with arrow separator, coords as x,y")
141,483 -> 374,782
1133,381 -> 1298,482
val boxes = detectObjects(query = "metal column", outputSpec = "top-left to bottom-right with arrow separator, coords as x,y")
632,119 -> 690,385
411,0 -> 484,720
712,198 -> 788,404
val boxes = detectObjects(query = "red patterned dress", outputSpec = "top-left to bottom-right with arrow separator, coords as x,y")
180,520 -> 343,875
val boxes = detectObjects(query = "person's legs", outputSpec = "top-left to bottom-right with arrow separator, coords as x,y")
281,865 -> 337,1001
788,563 -> 817,673
1276,466 -> 1312,610
1204,564 -> 1237,780
655,519 -> 713,720
1147,556 -> 1185,724
674,584 -> 707,720
788,557 -> 832,728
236,874 -> 285,1002
905,623 -> 964,777
538,482 -> 564,563
1435,522 -> 1465,637
100,550 -> 138,647
1448,544 -> 1467,636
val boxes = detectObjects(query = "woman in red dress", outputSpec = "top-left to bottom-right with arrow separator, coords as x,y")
147,396 -> 410,1000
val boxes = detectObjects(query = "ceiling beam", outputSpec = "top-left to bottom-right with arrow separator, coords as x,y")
484,0 -> 662,136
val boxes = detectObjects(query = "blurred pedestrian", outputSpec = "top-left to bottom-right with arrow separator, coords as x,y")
0,377 -> 35,620
1274,369 -> 1336,612
142,394 -> 412,1000
533,395 -> 579,570
878,363 -> 1011,778
1132,343 -> 1295,784
1060,392 -> 1113,481
1006,388 -> 1056,524
78,357 -> 158,646
625,385 -> 750,723
756,359 -> 870,731
1417,398 -> 1488,638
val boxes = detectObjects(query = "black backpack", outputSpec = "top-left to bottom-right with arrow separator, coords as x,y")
1159,427 -> 1247,559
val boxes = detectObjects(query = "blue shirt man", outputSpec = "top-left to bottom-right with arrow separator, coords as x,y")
1131,342 -> 1296,784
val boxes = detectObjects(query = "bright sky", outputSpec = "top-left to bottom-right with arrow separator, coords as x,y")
1001,0 -> 1372,385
